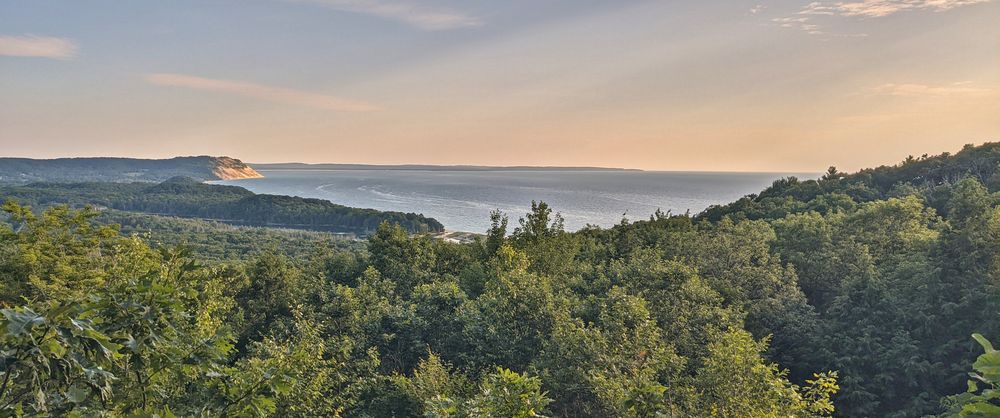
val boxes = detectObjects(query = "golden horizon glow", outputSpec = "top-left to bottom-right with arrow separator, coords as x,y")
1,1 -> 998,172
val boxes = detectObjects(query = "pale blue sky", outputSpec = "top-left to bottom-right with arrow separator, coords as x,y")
2,0 -> 998,171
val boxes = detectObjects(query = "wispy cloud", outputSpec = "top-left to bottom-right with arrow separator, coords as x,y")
774,0 -> 992,35
145,73 -> 380,112
0,35 -> 77,59
772,16 -> 822,33
285,0 -> 481,31
800,0 -> 992,18
868,82 -> 994,97
750,4 -> 767,14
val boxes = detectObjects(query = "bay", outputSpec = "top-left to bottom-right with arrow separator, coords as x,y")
216,169 -> 817,233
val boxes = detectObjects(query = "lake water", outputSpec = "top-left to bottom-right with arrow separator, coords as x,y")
216,169 -> 816,233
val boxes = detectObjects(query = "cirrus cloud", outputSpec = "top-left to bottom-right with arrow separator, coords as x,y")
0,35 -> 77,59
145,73 -> 380,112
773,0 -> 993,35
869,82 -> 995,97
284,0 -> 481,31
800,0 -> 993,18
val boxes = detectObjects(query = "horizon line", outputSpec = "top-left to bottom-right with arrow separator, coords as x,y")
0,154 -> 827,174
247,162 -> 824,175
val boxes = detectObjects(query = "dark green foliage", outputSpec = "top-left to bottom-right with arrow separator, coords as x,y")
0,201 -> 390,417
2,195 -> 838,417
939,334 -> 1000,417
511,201 -> 580,277
7,142 -> 1000,416
368,221 -> 438,293
458,247 -> 562,373
0,176 -> 443,234
700,142 -> 1000,222
104,210 -> 362,262
688,143 -> 1000,417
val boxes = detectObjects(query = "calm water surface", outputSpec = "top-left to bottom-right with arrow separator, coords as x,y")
217,169 -> 816,233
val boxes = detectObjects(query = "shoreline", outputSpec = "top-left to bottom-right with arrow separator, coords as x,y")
432,230 -> 482,244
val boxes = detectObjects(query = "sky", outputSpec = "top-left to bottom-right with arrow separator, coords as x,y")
1,0 -> 998,172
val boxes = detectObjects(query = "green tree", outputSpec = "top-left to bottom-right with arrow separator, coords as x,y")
458,245 -> 563,373
511,201 -> 580,277
533,288 -> 683,417
426,367 -> 552,418
368,221 -> 437,294
939,334 -> 1000,417
690,329 -> 838,418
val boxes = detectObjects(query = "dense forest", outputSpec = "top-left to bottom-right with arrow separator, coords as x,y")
0,177 -> 443,234
0,156 -> 261,184
2,143 -> 1000,417
102,210 -> 364,262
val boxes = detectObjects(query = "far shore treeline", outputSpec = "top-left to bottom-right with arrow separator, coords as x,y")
1,142 -> 1000,416
0,176 -> 443,235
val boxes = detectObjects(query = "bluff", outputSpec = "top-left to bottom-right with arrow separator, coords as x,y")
0,156 -> 262,184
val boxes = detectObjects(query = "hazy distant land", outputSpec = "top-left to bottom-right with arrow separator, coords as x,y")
251,163 -> 643,172
0,156 -> 261,185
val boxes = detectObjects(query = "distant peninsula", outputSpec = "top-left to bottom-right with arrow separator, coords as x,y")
0,156 -> 262,185
0,176 -> 442,234
251,163 -> 642,172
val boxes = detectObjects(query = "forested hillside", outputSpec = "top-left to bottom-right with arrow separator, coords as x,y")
0,156 -> 261,184
701,142 -> 1000,222
2,143 -> 999,417
0,177 -> 443,234
102,210 -> 364,262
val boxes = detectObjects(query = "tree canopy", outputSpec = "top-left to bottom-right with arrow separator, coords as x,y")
4,142 -> 1000,416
